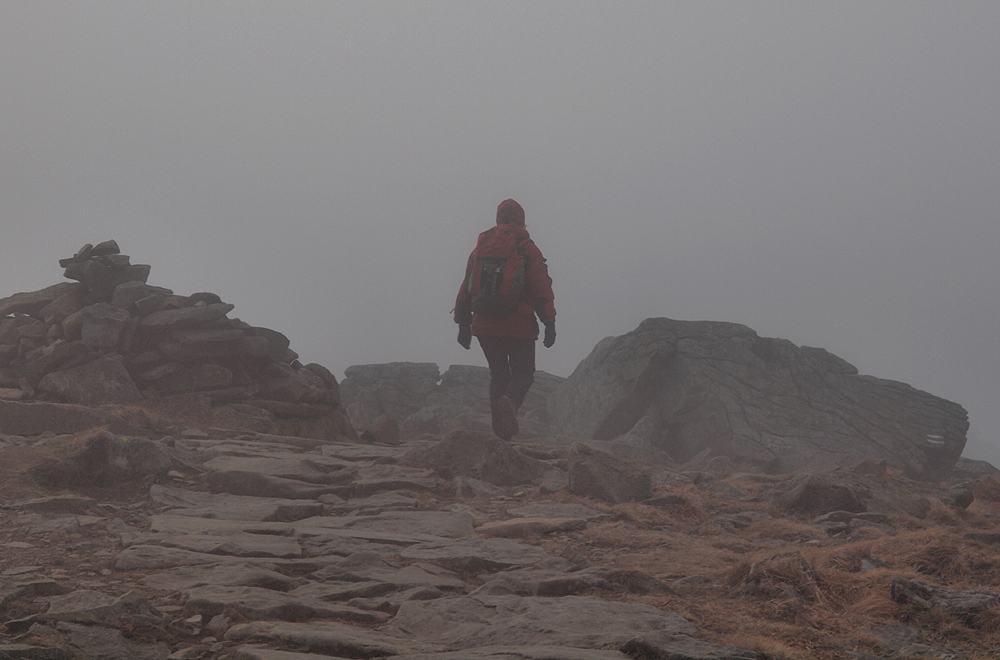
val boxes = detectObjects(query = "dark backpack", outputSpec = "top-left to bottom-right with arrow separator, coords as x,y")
467,226 -> 527,317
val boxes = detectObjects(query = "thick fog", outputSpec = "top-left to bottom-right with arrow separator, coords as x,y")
2,3 -> 998,463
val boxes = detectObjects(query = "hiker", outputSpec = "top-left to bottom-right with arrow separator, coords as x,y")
454,199 -> 556,441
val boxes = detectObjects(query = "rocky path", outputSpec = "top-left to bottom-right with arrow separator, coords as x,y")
0,430 -> 760,660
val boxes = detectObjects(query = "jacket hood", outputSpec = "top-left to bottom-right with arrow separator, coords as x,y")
496,199 -> 525,226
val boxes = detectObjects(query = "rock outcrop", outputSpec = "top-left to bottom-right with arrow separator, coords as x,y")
0,241 -> 352,438
546,318 -> 969,477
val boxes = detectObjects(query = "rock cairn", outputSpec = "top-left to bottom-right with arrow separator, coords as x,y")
0,241 -> 344,425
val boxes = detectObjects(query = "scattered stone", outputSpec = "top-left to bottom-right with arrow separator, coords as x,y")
382,595 -> 698,649
766,474 -> 866,516
890,576 -> 1000,614
224,620 -> 436,657
567,443 -> 652,503
868,622 -> 922,651
6,590 -> 166,633
476,518 -> 588,538
506,502 -> 610,521
12,496 -> 96,514
400,429 -> 547,487
401,538 -> 551,572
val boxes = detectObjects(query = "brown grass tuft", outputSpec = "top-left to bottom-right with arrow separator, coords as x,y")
968,604 -> 1000,633
924,498 -> 962,527
910,540 -> 965,579
974,478 -> 1000,503
743,518 -> 827,543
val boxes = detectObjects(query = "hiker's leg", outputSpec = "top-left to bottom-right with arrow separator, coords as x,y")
506,337 -> 536,410
478,336 -> 512,436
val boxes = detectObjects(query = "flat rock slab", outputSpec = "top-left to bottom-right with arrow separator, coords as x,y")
115,545 -> 236,571
14,496 -> 97,515
382,595 -> 697,649
225,620 -> 440,657
476,518 -> 588,538
0,645 -> 74,660
351,476 -> 438,498
35,621 -> 172,660
149,485 -> 324,522
299,534 -> 434,559
309,511 -> 475,539
234,649 -> 355,660
157,532 -> 303,558
327,492 -> 420,515
202,454 -> 356,481
148,515 -> 293,536
506,503 -> 610,521
474,567 -> 616,597
195,442 -> 325,459
140,563 -> 301,593
138,302 -> 235,329
321,443 -> 405,462
389,648 -> 634,660
7,590 -> 165,633
400,538 -> 551,572
182,585 -> 389,624
206,470 -> 352,500
145,514 -> 446,552
308,554 -> 466,592
620,636 -> 762,660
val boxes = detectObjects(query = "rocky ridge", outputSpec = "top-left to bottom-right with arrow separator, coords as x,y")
2,421 -> 1000,660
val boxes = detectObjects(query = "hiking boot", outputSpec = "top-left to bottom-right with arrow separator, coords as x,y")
496,395 -> 519,441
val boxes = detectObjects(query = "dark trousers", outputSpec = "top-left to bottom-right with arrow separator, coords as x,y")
478,336 -> 535,436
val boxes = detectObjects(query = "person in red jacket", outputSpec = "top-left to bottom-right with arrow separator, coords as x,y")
455,199 -> 556,441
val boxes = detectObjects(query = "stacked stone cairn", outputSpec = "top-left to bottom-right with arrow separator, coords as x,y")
0,241 -> 341,421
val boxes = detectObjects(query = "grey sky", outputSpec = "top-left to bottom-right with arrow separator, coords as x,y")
3,2 -> 999,463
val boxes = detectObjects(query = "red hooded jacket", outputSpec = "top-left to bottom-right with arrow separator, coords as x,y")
454,199 -> 556,340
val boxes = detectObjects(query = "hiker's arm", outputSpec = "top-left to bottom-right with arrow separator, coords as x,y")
523,241 -> 556,325
454,253 -> 474,326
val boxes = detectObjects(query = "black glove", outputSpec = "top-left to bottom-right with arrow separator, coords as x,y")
458,324 -> 472,349
543,322 -> 556,348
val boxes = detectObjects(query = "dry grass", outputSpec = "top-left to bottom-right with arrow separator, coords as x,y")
974,477 -> 1000,503
741,517 -> 828,543
544,470 -> 1000,660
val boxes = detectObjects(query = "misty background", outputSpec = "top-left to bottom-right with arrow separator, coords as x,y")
2,3 -> 998,463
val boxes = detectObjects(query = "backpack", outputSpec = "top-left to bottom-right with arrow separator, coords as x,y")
466,226 -> 527,317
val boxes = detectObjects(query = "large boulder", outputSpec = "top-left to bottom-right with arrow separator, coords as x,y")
567,442 -> 653,503
399,429 -> 548,486
37,354 -> 142,405
547,318 -> 969,477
